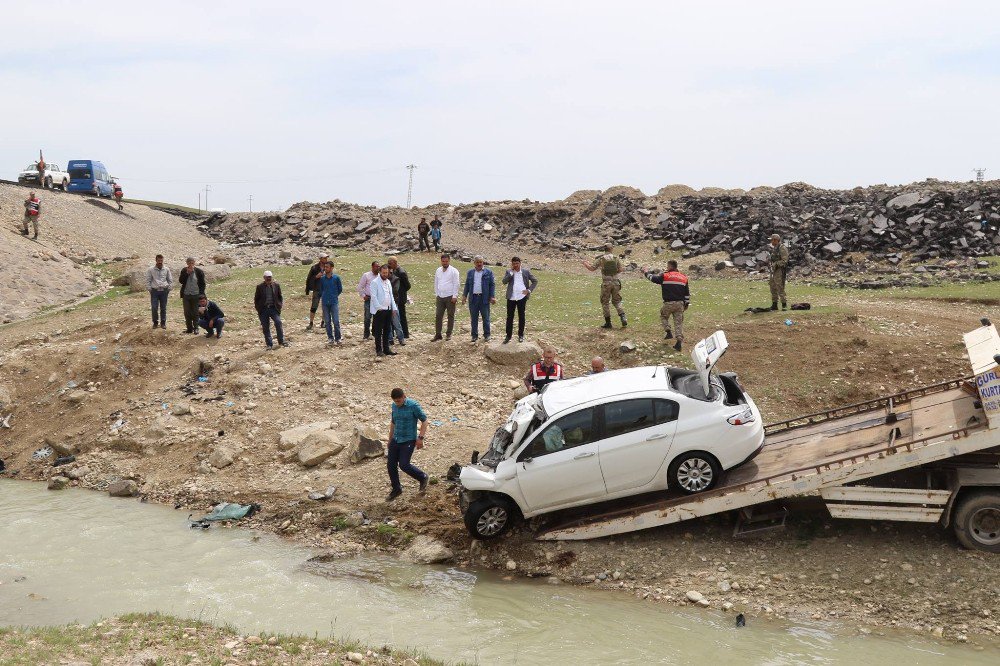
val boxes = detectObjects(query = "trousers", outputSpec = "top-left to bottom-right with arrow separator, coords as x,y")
600,278 -> 625,318
435,296 -> 456,337
258,307 -> 284,347
660,301 -> 685,340
387,439 -> 426,492
468,294 -> 491,339
149,290 -> 168,326
506,298 -> 527,338
322,301 -> 341,341
182,294 -> 201,332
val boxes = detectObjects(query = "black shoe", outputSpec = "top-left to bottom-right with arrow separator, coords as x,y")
431,335 -> 442,342
216,332 -> 222,339
673,341 -> 682,352
32,234 -> 38,240
769,303 -> 778,311
205,332 -> 213,338
152,323 -> 158,329
20,230 -> 29,236
185,328 -> 193,334
664,330 -> 673,340
385,350 -> 398,356
503,336 -> 511,344
445,335 -> 452,341
620,315 -> 628,328
160,324 -> 166,329
471,336 -> 478,342
518,336 -> 524,343
601,318 -> 613,329
419,477 -> 429,494
484,336 -> 490,342
306,322 -> 313,331
398,339 -> 406,346
385,489 -> 403,502
279,341 -> 289,347
781,303 -> 787,311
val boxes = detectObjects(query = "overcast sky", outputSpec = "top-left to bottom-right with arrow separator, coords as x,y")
2,1 -> 998,212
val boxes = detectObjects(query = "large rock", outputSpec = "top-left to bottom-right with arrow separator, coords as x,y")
484,340 -> 543,367
277,421 -> 334,451
48,476 -> 69,490
208,445 -> 238,469
108,480 -> 139,497
401,535 -> 454,564
349,425 -> 385,464
120,263 -> 231,293
297,431 -> 347,467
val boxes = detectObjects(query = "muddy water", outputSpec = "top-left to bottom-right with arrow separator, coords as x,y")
0,480 -> 993,665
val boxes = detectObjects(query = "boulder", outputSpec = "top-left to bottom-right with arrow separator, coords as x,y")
277,421 -> 334,451
484,340 -> 543,367
170,403 -> 192,416
297,431 -> 347,467
48,439 -> 79,457
108,479 -> 139,497
886,192 -> 922,209
48,476 -> 69,490
349,426 -> 385,464
620,340 -> 637,353
66,466 -> 90,480
402,535 -> 454,564
208,445 -> 238,469
63,390 -> 89,405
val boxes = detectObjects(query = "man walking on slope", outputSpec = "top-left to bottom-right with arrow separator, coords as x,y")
385,387 -> 429,502
768,233 -> 789,311
642,260 -> 690,352
583,244 -> 627,329
305,253 -> 330,331
22,191 -> 41,239
146,254 -> 173,329
254,270 -> 287,350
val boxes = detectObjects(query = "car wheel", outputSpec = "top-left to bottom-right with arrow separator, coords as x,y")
669,451 -> 722,494
464,495 -> 518,540
61,179 -> 69,191
953,491 -> 1000,553
44,176 -> 52,189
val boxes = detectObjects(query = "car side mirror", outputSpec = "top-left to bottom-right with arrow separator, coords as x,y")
522,457 -> 533,465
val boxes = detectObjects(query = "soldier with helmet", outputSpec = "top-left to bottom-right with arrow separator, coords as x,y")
768,233 -> 789,311
583,244 -> 628,329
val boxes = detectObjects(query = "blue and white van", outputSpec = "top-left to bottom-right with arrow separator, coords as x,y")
67,159 -> 114,197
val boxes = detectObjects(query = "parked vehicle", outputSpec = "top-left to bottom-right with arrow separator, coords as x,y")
66,159 -> 115,197
459,331 -> 764,539
17,162 -> 70,190
460,323 -> 1000,554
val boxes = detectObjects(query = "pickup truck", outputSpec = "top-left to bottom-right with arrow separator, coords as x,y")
17,162 -> 70,190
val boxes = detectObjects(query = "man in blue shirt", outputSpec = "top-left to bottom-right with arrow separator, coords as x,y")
461,255 -> 496,342
386,387 -> 429,501
318,262 -> 343,345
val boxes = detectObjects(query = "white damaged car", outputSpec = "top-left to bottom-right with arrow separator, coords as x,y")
459,331 -> 765,539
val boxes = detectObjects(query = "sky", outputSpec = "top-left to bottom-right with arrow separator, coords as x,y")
2,1 -> 998,212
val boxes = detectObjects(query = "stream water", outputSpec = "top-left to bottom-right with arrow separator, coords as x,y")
0,479 -> 994,664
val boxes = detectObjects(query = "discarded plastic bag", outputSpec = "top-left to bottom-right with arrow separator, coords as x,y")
199,502 -> 261,522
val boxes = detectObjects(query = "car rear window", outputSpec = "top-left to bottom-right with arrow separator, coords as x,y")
69,168 -> 92,179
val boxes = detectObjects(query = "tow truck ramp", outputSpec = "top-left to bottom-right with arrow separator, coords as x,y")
537,323 -> 1000,541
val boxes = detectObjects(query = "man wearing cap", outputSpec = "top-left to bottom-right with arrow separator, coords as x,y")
583,244 -> 627,329
253,271 -> 287,349
178,257 -> 206,334
305,253 -> 330,331
461,255 -> 496,342
357,261 -> 381,340
768,234 -> 789,311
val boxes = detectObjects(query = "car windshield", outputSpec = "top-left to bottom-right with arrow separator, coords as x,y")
69,168 -> 92,179
24,163 -> 38,171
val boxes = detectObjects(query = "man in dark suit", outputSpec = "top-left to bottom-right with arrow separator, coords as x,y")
501,256 -> 538,343
253,270 -> 287,350
461,255 -> 496,342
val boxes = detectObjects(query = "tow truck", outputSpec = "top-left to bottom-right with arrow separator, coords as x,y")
464,321 -> 1000,552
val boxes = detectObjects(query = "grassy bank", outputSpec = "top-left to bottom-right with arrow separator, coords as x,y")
0,613 -> 446,666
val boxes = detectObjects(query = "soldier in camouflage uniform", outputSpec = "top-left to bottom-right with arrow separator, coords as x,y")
768,233 -> 789,311
583,244 -> 628,329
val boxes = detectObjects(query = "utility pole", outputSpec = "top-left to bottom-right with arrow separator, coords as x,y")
198,192 -> 201,212
405,164 -> 417,208
973,168 -> 986,183
205,185 -> 211,211
248,194 -> 253,212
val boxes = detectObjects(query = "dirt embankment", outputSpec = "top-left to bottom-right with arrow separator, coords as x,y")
0,257 -> 997,645
0,181 -> 218,323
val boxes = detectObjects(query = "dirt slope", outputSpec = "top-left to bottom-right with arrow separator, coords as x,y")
0,182 -> 218,323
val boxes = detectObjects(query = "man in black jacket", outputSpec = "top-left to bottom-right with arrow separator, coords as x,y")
304,253 -> 330,331
253,271 -> 287,350
197,294 -> 226,338
386,257 -> 411,339
178,257 -> 206,334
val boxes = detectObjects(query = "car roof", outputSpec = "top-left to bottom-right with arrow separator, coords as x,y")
541,367 -> 674,416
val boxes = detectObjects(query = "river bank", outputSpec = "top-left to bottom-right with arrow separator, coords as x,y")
0,613 -> 438,666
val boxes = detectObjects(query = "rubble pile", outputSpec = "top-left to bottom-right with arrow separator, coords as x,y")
199,180 -> 1000,271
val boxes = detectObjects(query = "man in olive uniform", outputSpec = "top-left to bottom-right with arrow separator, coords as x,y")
583,244 -> 627,329
768,233 -> 789,311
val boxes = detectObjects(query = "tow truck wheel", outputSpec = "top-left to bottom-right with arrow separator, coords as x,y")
61,179 -> 68,191
953,491 -> 1000,553
44,176 -> 52,189
465,496 -> 517,540
669,451 -> 721,495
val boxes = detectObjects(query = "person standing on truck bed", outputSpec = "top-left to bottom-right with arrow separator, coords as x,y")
641,259 -> 690,352
146,254 -> 173,329
417,218 -> 431,252
178,257 -> 206,334
768,233 -> 789,311
582,244 -> 628,329
305,253 -> 330,331
22,191 -> 41,239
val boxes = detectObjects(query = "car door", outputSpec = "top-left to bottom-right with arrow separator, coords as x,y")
514,407 -> 606,512
597,398 -> 679,493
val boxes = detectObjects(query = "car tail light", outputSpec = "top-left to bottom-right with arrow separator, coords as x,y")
727,408 -> 756,426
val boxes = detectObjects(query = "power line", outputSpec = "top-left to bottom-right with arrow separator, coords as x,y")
405,164 -> 417,208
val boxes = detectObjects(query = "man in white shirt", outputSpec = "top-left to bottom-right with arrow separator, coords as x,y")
432,254 -> 460,341
145,254 -> 173,329
501,256 -> 538,343
357,261 -> 380,340
370,264 -> 398,358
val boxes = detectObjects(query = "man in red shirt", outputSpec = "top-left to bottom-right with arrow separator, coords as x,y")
524,346 -> 564,393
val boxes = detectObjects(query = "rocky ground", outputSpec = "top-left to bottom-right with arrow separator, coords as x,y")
0,613 -> 439,665
1,245 -> 998,647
